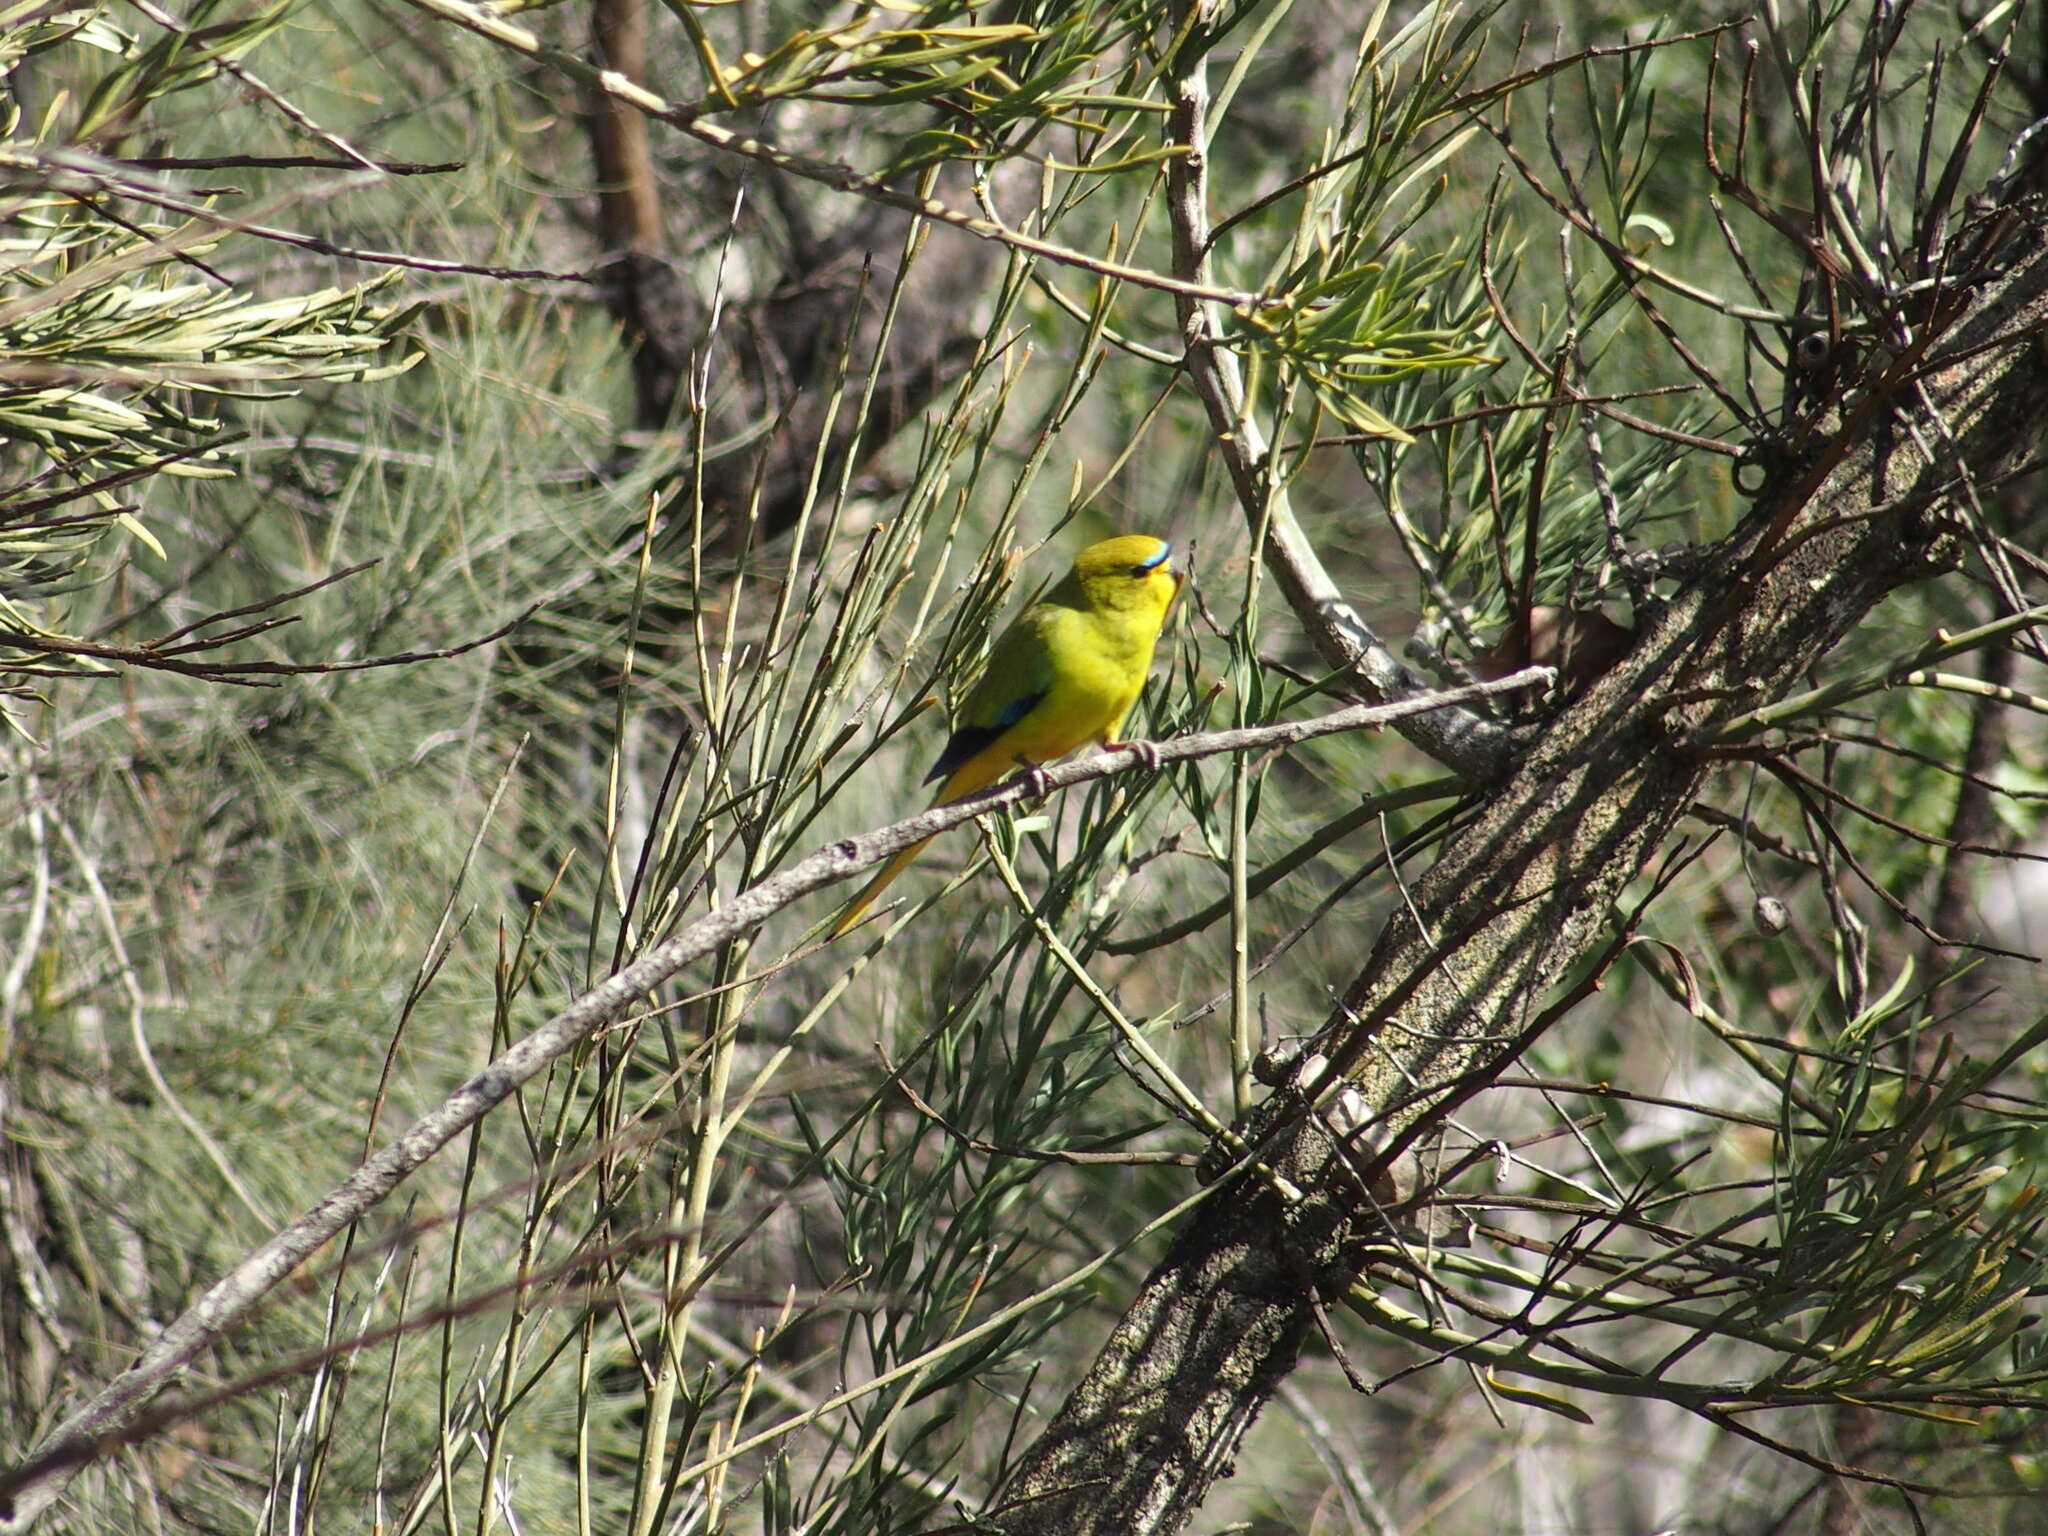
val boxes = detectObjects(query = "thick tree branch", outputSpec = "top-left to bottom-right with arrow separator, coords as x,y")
983,110 -> 2048,1536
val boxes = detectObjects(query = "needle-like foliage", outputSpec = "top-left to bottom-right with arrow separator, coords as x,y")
3,2 -> 2047,1535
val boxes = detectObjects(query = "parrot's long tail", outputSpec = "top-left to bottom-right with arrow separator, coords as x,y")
826,836 -> 937,939
825,757 -> 1008,939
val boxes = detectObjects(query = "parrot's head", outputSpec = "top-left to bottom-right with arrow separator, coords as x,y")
1070,534 -> 1184,622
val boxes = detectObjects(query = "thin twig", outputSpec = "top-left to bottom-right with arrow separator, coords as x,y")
399,0 -> 1258,309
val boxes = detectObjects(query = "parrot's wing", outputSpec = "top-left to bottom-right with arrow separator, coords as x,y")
924,611 -> 1056,786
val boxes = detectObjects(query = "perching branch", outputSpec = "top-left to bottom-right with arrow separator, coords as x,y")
0,671 -> 1539,1531
1162,2 -> 1516,782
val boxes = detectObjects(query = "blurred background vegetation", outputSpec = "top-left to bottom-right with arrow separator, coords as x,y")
3,0 -> 2047,1532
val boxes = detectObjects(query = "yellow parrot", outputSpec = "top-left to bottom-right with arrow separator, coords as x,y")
829,532 -> 1185,939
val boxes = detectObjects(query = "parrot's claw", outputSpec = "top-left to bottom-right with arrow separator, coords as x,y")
1119,738 -> 1163,775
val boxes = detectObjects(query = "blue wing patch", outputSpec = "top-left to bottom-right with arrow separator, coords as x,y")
925,689 -> 1047,785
